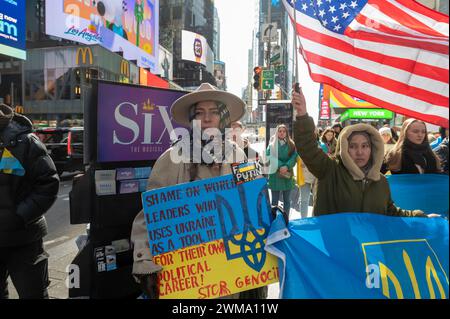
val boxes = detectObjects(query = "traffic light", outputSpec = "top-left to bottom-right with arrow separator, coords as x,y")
253,66 -> 262,90
276,90 -> 282,100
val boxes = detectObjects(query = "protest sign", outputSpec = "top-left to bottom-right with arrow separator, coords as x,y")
141,170 -> 279,299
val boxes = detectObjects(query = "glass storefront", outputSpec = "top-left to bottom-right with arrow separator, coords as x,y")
23,45 -> 139,126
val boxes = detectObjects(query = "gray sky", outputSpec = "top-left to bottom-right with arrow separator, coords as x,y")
215,0 -> 319,121
214,0 -> 256,97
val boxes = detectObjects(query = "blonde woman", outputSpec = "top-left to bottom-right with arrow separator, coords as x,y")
383,118 -> 441,174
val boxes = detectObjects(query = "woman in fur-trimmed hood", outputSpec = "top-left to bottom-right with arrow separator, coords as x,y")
291,88 -> 434,218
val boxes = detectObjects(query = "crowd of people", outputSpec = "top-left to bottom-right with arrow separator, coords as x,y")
1,81 -> 447,299
128,83 -> 447,299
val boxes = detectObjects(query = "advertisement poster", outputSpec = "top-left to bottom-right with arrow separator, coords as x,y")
45,0 -> 159,72
214,61 -> 226,90
158,45 -> 173,81
141,173 -> 279,299
97,82 -> 186,162
0,0 -> 26,59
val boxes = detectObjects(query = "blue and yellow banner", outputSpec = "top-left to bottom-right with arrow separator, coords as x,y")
266,212 -> 449,299
0,148 -> 25,176
388,174 -> 449,217
141,174 -> 279,299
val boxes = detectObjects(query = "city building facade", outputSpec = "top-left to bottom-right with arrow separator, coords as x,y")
159,0 -> 217,89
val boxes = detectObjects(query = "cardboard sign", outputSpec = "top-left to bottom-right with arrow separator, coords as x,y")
141,172 -> 279,298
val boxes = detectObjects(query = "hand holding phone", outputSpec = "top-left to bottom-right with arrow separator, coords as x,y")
292,82 -> 307,117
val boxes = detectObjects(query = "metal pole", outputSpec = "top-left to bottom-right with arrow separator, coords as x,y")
265,0 -> 272,100
292,0 -> 299,84
291,0 -> 300,119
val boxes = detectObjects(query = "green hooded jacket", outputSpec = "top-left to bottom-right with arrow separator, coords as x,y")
266,140 -> 298,191
293,115 -> 425,217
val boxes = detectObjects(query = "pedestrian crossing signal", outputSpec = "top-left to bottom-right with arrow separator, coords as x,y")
276,90 -> 282,100
253,66 -> 262,91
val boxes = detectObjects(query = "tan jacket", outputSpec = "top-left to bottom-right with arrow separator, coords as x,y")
131,144 -> 246,277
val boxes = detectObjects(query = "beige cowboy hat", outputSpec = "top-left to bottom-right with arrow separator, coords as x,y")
171,83 -> 246,127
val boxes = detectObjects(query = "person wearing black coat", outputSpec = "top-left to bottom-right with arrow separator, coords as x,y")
0,104 -> 59,299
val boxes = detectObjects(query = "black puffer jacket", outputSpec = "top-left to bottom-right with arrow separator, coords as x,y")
0,113 -> 59,247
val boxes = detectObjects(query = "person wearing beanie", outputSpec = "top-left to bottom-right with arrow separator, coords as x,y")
290,90 -> 440,219
0,103 -> 59,299
331,122 -> 343,139
378,127 -> 395,154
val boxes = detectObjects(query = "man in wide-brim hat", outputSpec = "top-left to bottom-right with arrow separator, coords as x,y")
130,83 -> 262,299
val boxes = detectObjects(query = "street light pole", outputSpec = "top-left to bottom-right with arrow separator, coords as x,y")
265,0 -> 272,100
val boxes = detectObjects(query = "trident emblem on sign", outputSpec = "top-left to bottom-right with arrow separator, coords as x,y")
216,182 -> 272,272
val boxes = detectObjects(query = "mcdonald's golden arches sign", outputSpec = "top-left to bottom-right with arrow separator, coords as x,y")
120,60 -> 130,78
75,47 -> 93,65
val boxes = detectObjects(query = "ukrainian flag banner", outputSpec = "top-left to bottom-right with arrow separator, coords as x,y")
0,148 -> 25,176
265,212 -> 449,299
387,174 -> 449,217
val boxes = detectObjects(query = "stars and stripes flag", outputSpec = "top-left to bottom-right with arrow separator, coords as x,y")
283,0 -> 449,127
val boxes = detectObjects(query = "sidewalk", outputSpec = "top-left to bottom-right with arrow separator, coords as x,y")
8,238 -> 79,299
8,206 -> 312,299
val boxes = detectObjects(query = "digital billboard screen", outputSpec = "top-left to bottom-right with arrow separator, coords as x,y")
0,0 -> 26,59
181,30 -> 214,73
45,0 -> 159,73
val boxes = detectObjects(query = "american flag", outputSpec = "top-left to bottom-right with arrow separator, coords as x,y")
283,0 -> 449,127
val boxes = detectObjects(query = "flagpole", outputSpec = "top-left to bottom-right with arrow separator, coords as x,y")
291,0 -> 300,119
292,0 -> 299,85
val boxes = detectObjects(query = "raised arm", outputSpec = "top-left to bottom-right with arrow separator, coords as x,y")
291,88 -> 334,179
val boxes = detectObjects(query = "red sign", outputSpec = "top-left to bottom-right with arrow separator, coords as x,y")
140,68 -> 170,89
319,100 -> 330,120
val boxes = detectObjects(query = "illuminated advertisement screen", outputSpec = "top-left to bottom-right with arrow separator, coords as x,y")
181,30 -> 213,73
45,0 -> 159,73
0,0 -> 26,59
